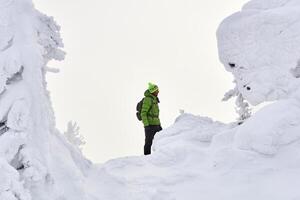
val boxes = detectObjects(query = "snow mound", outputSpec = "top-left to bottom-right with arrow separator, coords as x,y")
235,98 -> 300,155
217,0 -> 300,105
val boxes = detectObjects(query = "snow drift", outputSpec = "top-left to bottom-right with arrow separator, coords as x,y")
94,113 -> 300,199
2,0 -> 300,199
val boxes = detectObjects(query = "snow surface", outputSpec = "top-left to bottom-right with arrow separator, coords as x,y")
2,0 -> 300,199
87,112 -> 300,199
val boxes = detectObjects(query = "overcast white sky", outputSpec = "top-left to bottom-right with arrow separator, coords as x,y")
33,0 -> 248,163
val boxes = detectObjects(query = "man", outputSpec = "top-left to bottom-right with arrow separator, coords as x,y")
141,83 -> 162,155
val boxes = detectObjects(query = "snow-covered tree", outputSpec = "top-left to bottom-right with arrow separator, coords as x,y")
235,93 -> 251,122
64,121 -> 86,151
222,86 -> 251,123
0,1 -> 90,199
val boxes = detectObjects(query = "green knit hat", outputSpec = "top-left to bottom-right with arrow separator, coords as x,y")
148,82 -> 159,93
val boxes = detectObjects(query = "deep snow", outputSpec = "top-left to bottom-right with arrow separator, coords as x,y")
1,0 -> 300,199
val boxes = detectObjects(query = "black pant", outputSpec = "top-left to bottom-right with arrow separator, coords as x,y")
144,125 -> 162,155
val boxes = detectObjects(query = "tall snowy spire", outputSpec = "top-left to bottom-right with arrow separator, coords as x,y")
0,1 -> 90,199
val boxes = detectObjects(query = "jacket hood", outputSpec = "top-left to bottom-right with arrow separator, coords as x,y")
144,89 -> 152,97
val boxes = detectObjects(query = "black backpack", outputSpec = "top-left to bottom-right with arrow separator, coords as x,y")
136,98 -> 144,121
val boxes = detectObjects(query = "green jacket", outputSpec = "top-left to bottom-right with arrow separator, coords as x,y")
141,90 -> 161,127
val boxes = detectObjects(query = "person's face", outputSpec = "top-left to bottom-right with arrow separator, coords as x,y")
153,90 -> 159,96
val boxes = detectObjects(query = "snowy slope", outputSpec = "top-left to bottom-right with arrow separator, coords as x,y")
88,111 -> 300,200
2,0 -> 300,199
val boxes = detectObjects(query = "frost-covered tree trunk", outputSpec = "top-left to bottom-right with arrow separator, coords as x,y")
0,1 -> 90,199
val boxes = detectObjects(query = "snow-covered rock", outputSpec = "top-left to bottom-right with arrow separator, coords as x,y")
217,0 -> 300,105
